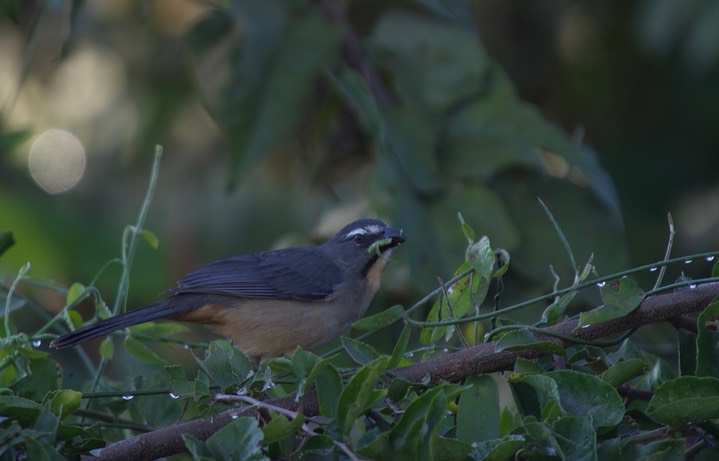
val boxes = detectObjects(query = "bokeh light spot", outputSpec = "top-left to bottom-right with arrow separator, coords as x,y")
28,129 -> 86,194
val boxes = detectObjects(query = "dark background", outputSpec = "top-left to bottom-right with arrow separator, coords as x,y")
1,0 -> 717,364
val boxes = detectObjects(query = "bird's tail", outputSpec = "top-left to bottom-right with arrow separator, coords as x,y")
50,299 -> 193,349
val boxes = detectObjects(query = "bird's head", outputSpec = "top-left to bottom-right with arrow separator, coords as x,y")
323,218 -> 406,276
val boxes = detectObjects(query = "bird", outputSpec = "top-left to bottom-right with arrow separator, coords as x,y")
50,219 -> 406,360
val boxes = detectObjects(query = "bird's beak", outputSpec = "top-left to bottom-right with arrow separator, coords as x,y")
382,226 -> 406,249
366,225 -> 406,256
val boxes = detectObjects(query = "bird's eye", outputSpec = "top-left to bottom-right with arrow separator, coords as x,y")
353,234 -> 367,245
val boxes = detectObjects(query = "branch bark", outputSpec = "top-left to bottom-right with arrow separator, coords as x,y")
87,282 -> 719,461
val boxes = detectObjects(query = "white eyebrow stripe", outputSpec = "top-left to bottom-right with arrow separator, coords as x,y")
347,224 -> 383,238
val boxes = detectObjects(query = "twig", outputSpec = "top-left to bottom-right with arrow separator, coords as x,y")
653,213 -> 675,291
89,146 -> 163,394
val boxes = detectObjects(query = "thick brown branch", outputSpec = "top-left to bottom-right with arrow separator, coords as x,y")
84,392 -> 320,461
396,282 -> 719,384
88,282 -> 719,461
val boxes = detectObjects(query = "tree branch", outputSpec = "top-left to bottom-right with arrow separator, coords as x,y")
397,282 -> 719,384
87,282 -> 719,461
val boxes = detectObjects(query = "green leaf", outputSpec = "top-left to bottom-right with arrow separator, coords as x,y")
337,357 -> 389,437
596,438 -> 621,461
546,370 -> 625,428
647,376 -> 719,425
182,434 -> 214,460
457,375 -> 499,442
124,337 -> 164,364
189,5 -> 342,186
388,324 -> 412,369
165,365 -> 194,398
519,370 -> 624,429
381,107 -> 441,193
290,347 -> 320,380
387,377 -> 411,402
330,66 -> 384,136
457,212 -> 476,243
10,357 -> 57,401
196,340 -> 253,389
341,337 -> 379,365
194,369 -> 211,401
140,228 -> 159,249
0,395 -> 42,420
95,298 -> 112,320
290,348 -> 321,398
0,230 -> 15,257
471,435 -> 525,461
206,417 -> 265,460
493,248 -> 511,277
303,434 -> 337,455
46,389 -> 82,419
370,9 -> 488,113
310,362 -> 342,418
422,262 -> 489,344
514,357 -> 545,375
365,384 -> 466,458
351,305 -> 405,331
19,437 -> 54,461
696,298 -> 719,377
552,415 -> 597,461
621,438 -> 684,460
600,359 -> 646,388
68,310 -> 83,328
540,291 -> 577,326
466,236 -> 495,279
521,420 -> 563,459
578,278 -> 645,327
65,283 -> 86,306
33,401 -> 59,440
512,374 -> 560,420
262,412 -> 301,445
494,328 -> 565,354
99,337 -> 114,360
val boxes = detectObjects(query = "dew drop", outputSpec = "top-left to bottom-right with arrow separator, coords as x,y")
169,392 -> 179,400
406,352 -> 414,358
32,339 -> 42,348
706,256 -> 715,262
684,259 -> 693,265
689,284 -> 697,290
122,395 -> 134,401
183,344 -> 190,350
649,267 -> 658,272
442,348 -> 449,353
471,442 -> 479,448
596,281 -> 606,287
231,413 -> 239,420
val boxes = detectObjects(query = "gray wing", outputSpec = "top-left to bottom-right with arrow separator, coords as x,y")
167,247 -> 341,301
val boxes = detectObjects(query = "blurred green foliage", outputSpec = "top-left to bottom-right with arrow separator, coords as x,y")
2,0 -> 716,315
